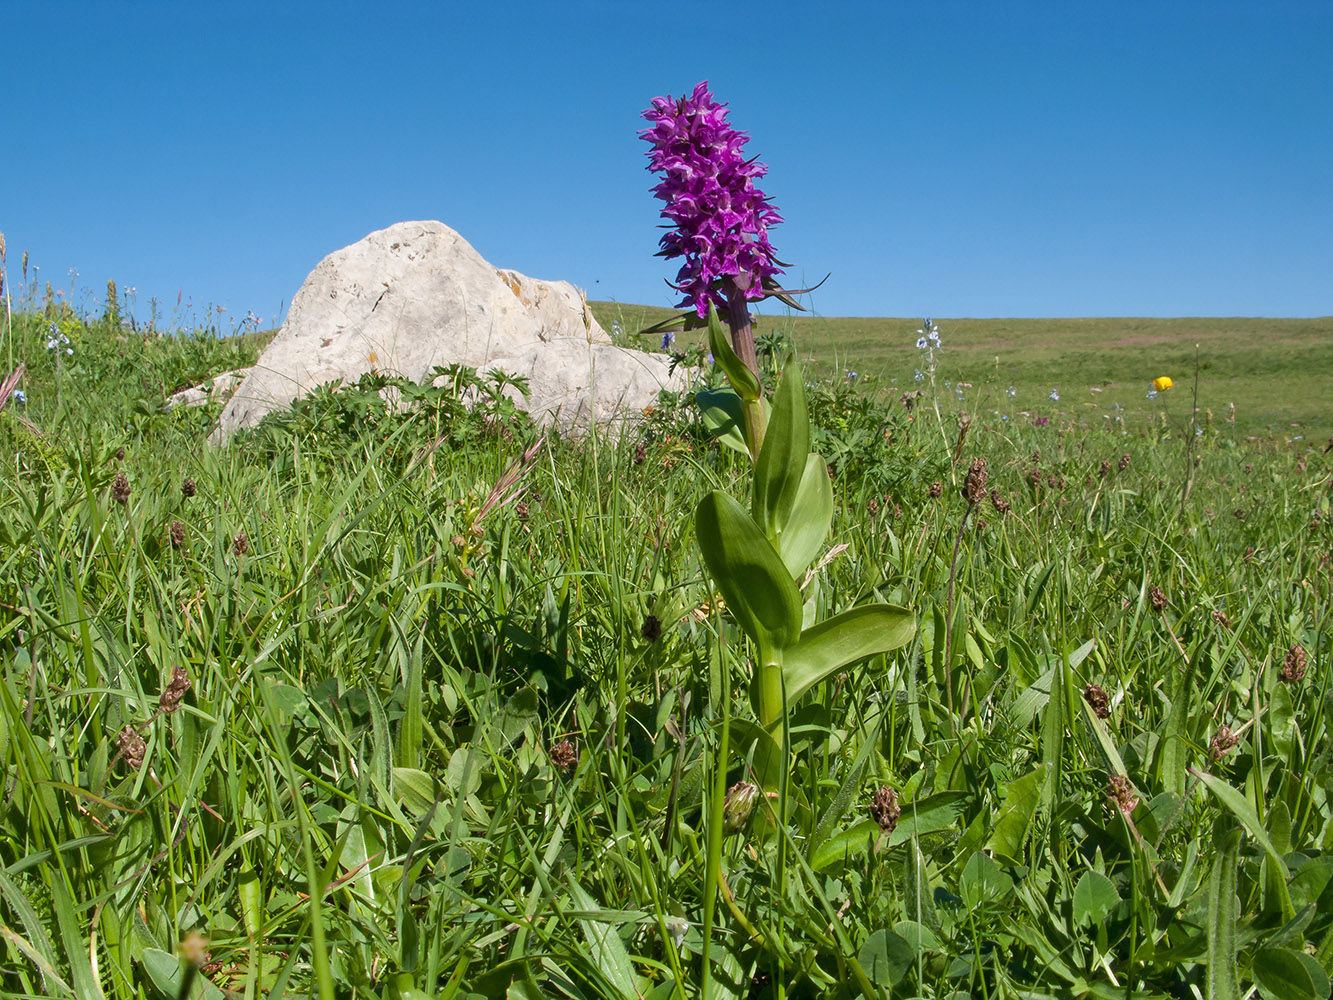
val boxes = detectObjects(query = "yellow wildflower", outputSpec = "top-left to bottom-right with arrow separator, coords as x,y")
1153,376 -> 1173,392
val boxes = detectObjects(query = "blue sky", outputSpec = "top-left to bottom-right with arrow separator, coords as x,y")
3,1 -> 1329,326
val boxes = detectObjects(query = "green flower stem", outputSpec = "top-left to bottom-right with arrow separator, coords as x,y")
756,641 -> 785,733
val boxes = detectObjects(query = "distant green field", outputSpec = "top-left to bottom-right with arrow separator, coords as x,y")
590,301 -> 1333,444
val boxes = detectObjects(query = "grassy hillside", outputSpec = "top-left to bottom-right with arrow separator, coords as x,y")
591,302 -> 1333,442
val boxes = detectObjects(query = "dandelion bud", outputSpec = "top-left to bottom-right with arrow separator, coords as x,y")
159,666 -> 190,715
723,780 -> 759,835
870,785 -> 901,834
550,739 -> 578,773
1082,683 -> 1110,718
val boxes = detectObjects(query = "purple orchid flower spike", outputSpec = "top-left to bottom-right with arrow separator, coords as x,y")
640,81 -> 822,376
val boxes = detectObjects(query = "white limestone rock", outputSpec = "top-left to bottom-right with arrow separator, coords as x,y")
212,221 -> 682,441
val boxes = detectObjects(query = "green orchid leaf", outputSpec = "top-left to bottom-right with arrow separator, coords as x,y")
707,303 -> 761,402
695,490 -> 803,648
695,389 -> 749,455
753,363 -> 809,539
781,604 -> 914,708
778,454 -> 833,577
728,718 -> 784,791
985,764 -> 1048,863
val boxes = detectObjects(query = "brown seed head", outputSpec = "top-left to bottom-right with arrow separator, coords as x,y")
1082,683 -> 1111,718
115,446 -> 125,461
159,666 -> 190,715
867,496 -> 879,517
111,472 -> 131,504
178,929 -> 210,967
641,614 -> 662,642
550,739 -> 578,773
990,489 -> 1010,515
928,481 -> 943,499
1280,643 -> 1308,683
870,785 -> 901,833
1118,453 -> 1131,472
515,500 -> 530,520
1150,586 -> 1168,612
1029,466 -> 1043,488
1099,459 -> 1112,477
1107,774 -> 1139,816
117,726 -> 146,769
169,519 -> 186,549
1211,609 -> 1232,629
1209,724 -> 1240,761
963,457 -> 989,505
232,531 -> 249,556
633,440 -> 647,466
182,477 -> 197,498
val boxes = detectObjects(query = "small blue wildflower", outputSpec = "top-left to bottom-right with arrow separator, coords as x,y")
916,336 -> 928,350
846,370 -> 858,380
660,331 -> 676,350
12,389 -> 26,405
1146,389 -> 1158,400
914,369 -> 924,383
705,352 -> 714,365
1048,389 -> 1060,401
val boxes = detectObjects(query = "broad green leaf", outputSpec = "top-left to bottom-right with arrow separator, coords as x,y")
1039,659 -> 1064,817
753,364 -> 808,539
810,819 -> 878,872
1253,947 -> 1321,1000
781,604 -> 915,708
1192,768 -> 1295,921
985,764 -> 1047,863
566,877 -> 638,999
695,491 -> 802,647
888,791 -> 971,847
728,718 -> 784,792
809,716 -> 879,855
1073,870 -> 1120,926
141,948 -> 227,1000
1208,822 -> 1241,1000
696,389 -> 749,455
1157,645 -> 1197,799
392,767 -> 441,815
892,919 -> 941,954
706,304 -> 760,401
777,455 -> 833,577
858,929 -> 914,988
960,851 -> 1014,907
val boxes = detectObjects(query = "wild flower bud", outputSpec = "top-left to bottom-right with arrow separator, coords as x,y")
1107,775 -> 1138,816
1082,683 -> 1110,718
159,666 -> 190,715
963,457 -> 989,505
117,726 -> 146,769
1281,643 -> 1307,683
870,785 -> 901,834
1209,724 -> 1239,761
550,739 -> 578,773
723,780 -> 759,835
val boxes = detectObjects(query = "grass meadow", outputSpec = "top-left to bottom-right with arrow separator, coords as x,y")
0,289 -> 1331,999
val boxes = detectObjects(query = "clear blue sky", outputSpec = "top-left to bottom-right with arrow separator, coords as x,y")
3,1 -> 1329,326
